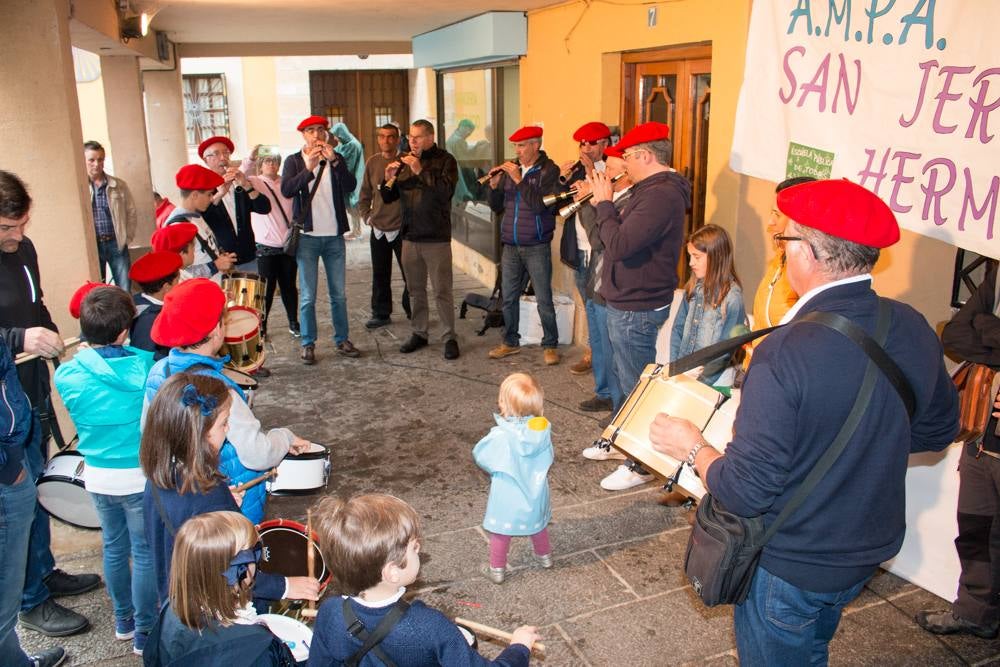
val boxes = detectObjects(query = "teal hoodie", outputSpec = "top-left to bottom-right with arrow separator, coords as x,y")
54,346 -> 154,469
473,415 -> 553,536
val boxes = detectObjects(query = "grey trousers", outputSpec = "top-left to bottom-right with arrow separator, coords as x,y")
401,240 -> 455,342
954,443 -> 1000,625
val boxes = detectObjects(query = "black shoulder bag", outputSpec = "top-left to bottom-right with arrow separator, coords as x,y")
343,598 -> 411,667
284,160 -> 326,257
680,299 -> 916,606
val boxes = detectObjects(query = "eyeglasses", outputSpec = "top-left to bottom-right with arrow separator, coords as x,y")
622,148 -> 649,161
772,234 -> 804,245
204,151 -> 232,158
407,134 -> 430,142
579,140 -> 606,147
302,127 -> 328,135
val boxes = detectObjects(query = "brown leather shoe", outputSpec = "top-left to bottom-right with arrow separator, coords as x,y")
488,343 -> 521,359
544,348 -> 561,366
570,350 -> 592,375
301,345 -> 316,365
336,340 -> 362,358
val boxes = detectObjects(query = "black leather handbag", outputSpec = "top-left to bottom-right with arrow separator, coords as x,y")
681,300 -> 915,606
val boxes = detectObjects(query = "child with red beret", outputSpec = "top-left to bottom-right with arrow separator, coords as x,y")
162,165 -> 237,282
128,251 -> 182,360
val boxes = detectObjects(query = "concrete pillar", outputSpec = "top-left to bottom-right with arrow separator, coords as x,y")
101,55 -> 156,245
0,0 -> 98,333
144,67 -> 189,205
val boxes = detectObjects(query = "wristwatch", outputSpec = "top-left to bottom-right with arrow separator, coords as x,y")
686,439 -> 706,467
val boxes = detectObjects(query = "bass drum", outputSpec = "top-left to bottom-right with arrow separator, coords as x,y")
36,451 -> 101,530
257,518 -> 332,587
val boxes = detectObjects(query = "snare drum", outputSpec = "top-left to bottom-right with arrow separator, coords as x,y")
598,364 -> 725,498
36,451 -> 101,530
257,518 -> 332,587
222,367 -> 259,408
268,443 -> 329,495
674,390 -> 740,500
223,272 -> 266,315
221,306 -> 265,373
258,614 -> 313,662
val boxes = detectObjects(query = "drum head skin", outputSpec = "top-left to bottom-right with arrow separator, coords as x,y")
457,624 -> 479,649
258,614 -> 313,663
224,306 -> 260,341
222,367 -> 259,391
257,519 -> 331,586
37,452 -> 101,530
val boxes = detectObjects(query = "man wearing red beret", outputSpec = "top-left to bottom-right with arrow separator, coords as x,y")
199,136 -> 270,273
558,121 -> 613,401
282,116 -> 361,364
487,125 -> 562,366
586,121 -> 689,491
164,165 -> 238,281
649,179 -> 958,664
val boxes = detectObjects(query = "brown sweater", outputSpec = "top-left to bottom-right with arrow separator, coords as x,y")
359,153 -> 402,232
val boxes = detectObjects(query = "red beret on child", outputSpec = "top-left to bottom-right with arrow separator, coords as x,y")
777,179 -> 900,249
151,278 -> 226,348
573,122 -> 611,143
297,115 -> 330,132
610,122 -> 670,153
128,251 -> 182,284
151,223 -> 198,254
508,126 -> 543,142
197,136 -> 235,160
175,164 -> 223,191
69,282 -> 107,319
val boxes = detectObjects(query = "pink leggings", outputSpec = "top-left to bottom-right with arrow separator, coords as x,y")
488,529 -> 551,569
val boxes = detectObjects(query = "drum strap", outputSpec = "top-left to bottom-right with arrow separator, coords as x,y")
342,598 -> 410,667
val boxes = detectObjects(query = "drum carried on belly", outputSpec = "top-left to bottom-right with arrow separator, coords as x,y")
268,443 -> 330,495
36,451 -> 101,529
223,272 -> 266,315
220,306 -> 265,373
596,364 -> 739,500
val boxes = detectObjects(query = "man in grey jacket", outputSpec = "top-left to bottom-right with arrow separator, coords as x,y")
85,141 -> 137,291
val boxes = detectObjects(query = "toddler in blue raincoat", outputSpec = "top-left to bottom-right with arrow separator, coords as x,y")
473,372 -> 554,584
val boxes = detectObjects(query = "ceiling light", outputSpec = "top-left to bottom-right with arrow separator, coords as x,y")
120,12 -> 150,40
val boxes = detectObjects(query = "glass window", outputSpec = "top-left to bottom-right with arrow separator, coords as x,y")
182,74 -> 229,146
326,106 -> 345,127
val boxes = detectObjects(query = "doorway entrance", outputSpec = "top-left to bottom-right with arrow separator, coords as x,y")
622,44 -> 711,279
309,70 -> 410,155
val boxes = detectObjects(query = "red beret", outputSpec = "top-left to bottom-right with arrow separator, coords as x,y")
151,223 -> 199,254
777,179 -> 899,249
610,122 -> 670,153
197,136 -> 235,160
175,164 -> 224,191
128,251 -> 182,284
69,282 -> 107,319
151,278 -> 226,348
508,126 -> 543,142
604,144 -> 624,159
297,115 -> 330,132
573,122 -> 611,143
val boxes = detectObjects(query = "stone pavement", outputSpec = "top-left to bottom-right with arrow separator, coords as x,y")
19,234 -> 1000,665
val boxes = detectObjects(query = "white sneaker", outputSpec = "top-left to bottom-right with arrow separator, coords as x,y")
582,444 -> 627,461
600,465 -> 655,491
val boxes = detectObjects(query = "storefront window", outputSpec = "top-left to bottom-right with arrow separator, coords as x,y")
439,64 -> 519,262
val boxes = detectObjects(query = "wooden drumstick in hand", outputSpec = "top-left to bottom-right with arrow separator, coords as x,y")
307,508 -> 316,614
454,617 -> 546,654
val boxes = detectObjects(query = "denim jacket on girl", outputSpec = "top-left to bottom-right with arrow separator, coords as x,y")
670,280 -> 747,386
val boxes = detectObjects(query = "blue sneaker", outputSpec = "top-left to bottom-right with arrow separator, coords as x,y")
133,631 -> 148,656
115,617 -> 135,641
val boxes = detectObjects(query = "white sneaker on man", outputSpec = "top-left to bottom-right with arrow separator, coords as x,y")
582,444 -> 627,461
600,464 -> 655,491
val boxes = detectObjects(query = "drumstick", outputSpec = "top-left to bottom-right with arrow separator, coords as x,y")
15,337 -> 81,365
301,608 -> 318,619
306,508 -> 316,613
454,617 -> 546,654
232,468 -> 277,492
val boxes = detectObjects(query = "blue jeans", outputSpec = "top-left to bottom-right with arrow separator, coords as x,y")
501,243 -> 558,348
0,463 -> 36,667
21,412 -> 54,612
296,234 -> 349,347
734,567 -> 868,666
574,251 -> 611,401
606,304 -> 671,411
98,238 -> 131,292
91,491 -> 157,633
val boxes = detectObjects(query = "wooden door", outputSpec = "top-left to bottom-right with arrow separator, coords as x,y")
622,45 -> 712,280
309,70 -> 409,156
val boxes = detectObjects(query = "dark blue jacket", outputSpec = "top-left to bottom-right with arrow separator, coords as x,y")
202,188 -> 270,265
280,152 -> 356,235
0,337 -> 32,484
144,478 -> 286,603
130,293 -> 167,361
705,280 -> 959,591
488,151 -> 560,247
308,597 -> 529,666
